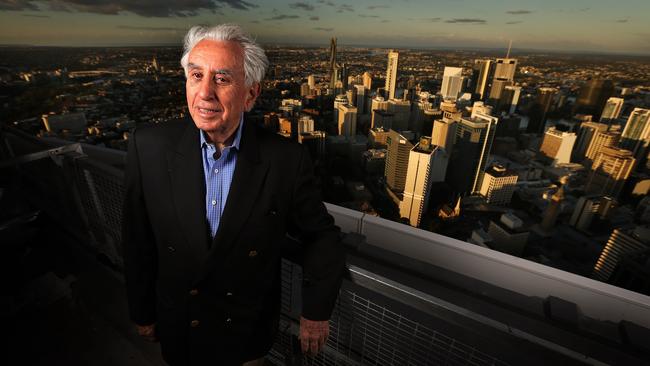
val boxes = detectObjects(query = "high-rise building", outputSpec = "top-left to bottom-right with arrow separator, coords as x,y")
573,122 -> 608,162
440,66 -> 464,101
479,164 -> 518,205
371,110 -> 394,130
585,146 -> 635,198
328,37 -> 337,89
575,79 -> 615,120
337,104 -> 357,137
298,130 -> 326,161
385,50 -> 399,100
362,71 -> 372,90
539,176 -> 568,233
539,127 -> 577,165
493,58 -> 517,81
387,99 -> 411,131
620,107 -> 650,161
569,195 -> 614,233
446,113 -> 499,195
333,94 -> 349,127
354,84 -> 367,114
487,78 -> 512,107
400,138 -> 449,227
526,87 -> 557,134
307,75 -> 316,89
499,85 -> 521,114
431,119 -> 457,150
487,213 -> 529,256
471,59 -> 492,99
584,130 -> 621,165
593,226 -> 650,282
298,116 -> 315,134
600,97 -> 624,123
385,129 -> 414,192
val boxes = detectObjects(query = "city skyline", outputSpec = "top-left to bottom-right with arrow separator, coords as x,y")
1,0 -> 649,55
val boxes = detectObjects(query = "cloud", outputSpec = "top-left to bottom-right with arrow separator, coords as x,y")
316,0 -> 335,6
337,4 -> 353,13
266,14 -> 299,20
380,19 -> 389,23
505,21 -> 523,25
359,14 -> 379,18
445,18 -> 486,24
117,25 -> 186,31
506,10 -> 532,15
21,13 -> 50,18
313,27 -> 333,31
421,17 -> 441,22
0,0 -> 258,17
289,2 -> 315,11
368,5 -> 389,10
309,16 -> 319,21
615,18 -> 629,23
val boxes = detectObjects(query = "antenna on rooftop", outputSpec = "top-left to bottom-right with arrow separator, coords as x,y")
506,40 -> 512,58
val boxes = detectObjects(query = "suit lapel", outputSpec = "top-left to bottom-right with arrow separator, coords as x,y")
194,120 -> 270,284
167,121 -> 210,271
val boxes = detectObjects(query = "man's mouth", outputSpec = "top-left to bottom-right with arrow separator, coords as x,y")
198,107 -> 221,114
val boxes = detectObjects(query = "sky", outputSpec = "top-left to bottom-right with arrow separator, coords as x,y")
0,0 -> 649,55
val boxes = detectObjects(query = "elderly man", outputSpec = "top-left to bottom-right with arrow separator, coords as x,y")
122,24 -> 345,366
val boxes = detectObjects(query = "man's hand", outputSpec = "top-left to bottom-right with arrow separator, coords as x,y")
299,316 -> 329,356
135,323 -> 158,342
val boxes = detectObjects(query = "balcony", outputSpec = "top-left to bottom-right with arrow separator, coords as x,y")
2,126 -> 649,365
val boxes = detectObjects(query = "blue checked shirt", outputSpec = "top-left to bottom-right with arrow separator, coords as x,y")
200,117 -> 243,238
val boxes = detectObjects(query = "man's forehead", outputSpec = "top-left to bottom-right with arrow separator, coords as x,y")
187,40 -> 244,72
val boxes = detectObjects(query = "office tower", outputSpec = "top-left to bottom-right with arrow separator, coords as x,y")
570,195 -> 614,232
487,78 -> 512,107
479,164 -> 518,205
431,119 -> 457,150
387,99 -> 411,131
441,66 -> 464,101
339,63 -> 348,90
337,104 -> 357,137
593,226 -> 650,282
499,85 -> 521,114
363,71 -> 372,90
487,213 -> 529,256
329,37 -> 337,89
573,122 -> 608,162
575,79 -> 615,120
410,99 -> 435,135
371,110 -> 394,130
385,129 -> 414,192
526,87 -> 557,134
540,176 -> 568,233
584,131 -> 621,165
420,108 -> 442,138
539,127 -> 577,165
298,116 -> 315,134
471,59 -> 492,99
471,101 -> 493,118
385,50 -> 399,100
620,108 -> 650,161
493,58 -> 517,81
354,84 -> 367,114
495,115 -> 521,138
369,127 -> 390,148
585,146 -> 635,198
446,113 -> 498,195
600,97 -> 624,123
300,83 -> 310,97
400,138 -> 449,227
333,94 -> 348,127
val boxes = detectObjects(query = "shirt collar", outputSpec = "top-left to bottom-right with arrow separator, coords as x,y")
200,114 -> 244,151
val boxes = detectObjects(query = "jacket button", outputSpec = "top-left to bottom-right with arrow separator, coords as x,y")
168,246 -> 176,252
248,250 -> 257,257
190,320 -> 200,327
225,318 -> 232,324
189,289 -> 199,296
226,292 -> 233,297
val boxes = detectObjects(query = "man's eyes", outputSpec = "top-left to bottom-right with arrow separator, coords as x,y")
190,72 -> 230,84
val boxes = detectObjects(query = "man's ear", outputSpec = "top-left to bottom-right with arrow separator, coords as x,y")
245,82 -> 261,112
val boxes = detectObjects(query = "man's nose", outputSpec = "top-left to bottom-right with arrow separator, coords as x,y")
197,77 -> 216,100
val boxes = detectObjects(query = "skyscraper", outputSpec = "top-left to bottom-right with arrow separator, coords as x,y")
479,164 -> 518,205
329,37 -> 337,89
487,78 -> 512,107
539,127 -> 577,165
385,129 -> 414,192
387,98 -> 411,132
526,87 -> 557,134
337,104 -> 357,137
440,66 -> 464,101
385,50 -> 399,100
572,122 -> 608,163
431,119 -> 457,150
363,71 -> 372,90
574,79 -> 615,120
493,58 -> 517,81
584,130 -> 621,166
600,97 -> 625,123
400,138 -> 449,227
585,146 -> 636,198
569,195 -> 614,232
620,107 -> 650,161
593,226 -> 650,282
445,113 -> 498,195
499,85 -> 521,114
307,74 -> 316,90
471,59 -> 492,99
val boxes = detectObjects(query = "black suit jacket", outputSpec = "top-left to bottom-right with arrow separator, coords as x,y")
122,118 -> 345,365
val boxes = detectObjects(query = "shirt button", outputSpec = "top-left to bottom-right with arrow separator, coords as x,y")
189,289 -> 199,296
214,168 -> 219,174
225,318 -> 232,324
211,199 -> 217,206
190,320 -> 200,327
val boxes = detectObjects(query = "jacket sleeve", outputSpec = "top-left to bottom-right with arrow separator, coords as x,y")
122,128 -> 158,325
289,145 -> 346,321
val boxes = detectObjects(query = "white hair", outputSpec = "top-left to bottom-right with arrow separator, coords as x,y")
180,23 -> 268,86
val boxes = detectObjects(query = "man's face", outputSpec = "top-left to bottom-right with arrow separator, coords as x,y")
185,39 -> 260,139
